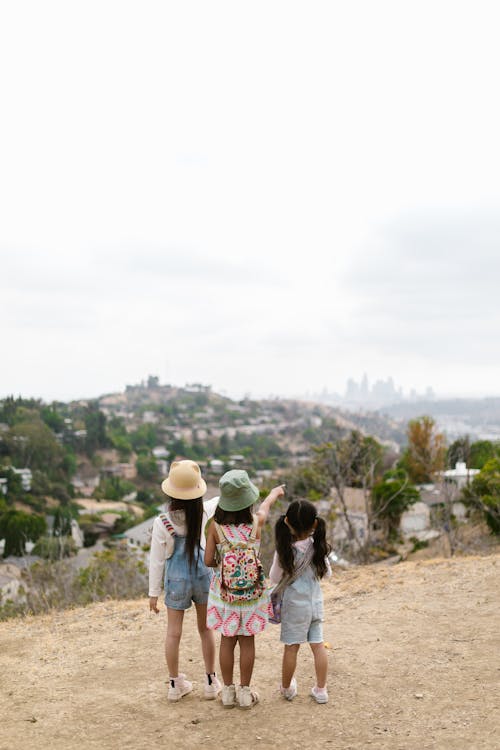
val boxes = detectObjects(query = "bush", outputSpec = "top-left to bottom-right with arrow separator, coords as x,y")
463,458 -> 500,535
32,535 -> 77,560
0,547 -> 148,620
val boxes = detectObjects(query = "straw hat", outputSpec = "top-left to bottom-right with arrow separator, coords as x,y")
161,460 -> 207,500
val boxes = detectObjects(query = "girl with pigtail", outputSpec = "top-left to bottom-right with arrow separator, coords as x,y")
269,499 -> 332,704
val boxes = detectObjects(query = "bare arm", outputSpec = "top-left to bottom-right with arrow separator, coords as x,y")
204,522 -> 218,567
256,484 -> 285,528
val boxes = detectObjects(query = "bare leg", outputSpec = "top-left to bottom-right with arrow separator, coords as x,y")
282,643 -> 300,688
238,635 -> 255,687
310,642 -> 328,688
165,608 -> 184,677
220,635 -> 237,685
195,602 -> 216,673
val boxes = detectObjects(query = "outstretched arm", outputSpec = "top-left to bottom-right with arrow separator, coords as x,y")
256,484 -> 285,527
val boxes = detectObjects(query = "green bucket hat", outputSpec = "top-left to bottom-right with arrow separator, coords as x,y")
218,469 -> 260,512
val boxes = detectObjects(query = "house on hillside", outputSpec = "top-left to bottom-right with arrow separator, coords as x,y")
438,462 -> 479,489
419,479 -> 468,522
124,517 -> 155,549
12,468 -> 32,492
72,464 -> 100,497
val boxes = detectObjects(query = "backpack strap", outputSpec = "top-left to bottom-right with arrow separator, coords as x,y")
158,513 -> 176,538
213,521 -> 227,546
249,514 -> 260,541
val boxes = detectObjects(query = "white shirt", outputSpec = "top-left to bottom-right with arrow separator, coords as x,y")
148,497 -> 218,597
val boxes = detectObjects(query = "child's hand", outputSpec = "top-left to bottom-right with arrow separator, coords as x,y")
268,484 -> 286,502
149,596 -> 159,614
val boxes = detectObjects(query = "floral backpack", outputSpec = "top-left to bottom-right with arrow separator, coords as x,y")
214,516 -> 265,604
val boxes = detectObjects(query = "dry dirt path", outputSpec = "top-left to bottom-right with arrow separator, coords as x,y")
0,554 -> 498,750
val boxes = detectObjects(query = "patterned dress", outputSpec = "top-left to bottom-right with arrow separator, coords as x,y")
206,522 -> 272,636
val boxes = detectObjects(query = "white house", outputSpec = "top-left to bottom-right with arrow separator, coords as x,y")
124,517 -> 154,548
439,462 -> 479,488
152,446 -> 169,459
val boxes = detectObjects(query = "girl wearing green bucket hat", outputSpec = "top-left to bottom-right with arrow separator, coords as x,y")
204,470 -> 285,709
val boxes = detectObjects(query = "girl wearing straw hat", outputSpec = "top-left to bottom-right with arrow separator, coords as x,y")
149,460 -> 221,702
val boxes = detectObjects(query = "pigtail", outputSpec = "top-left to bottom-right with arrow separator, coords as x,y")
312,516 -> 331,579
275,514 -> 295,576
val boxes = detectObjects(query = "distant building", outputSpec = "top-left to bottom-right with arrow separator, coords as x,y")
124,517 -> 155,548
152,446 -> 169,459
439,462 -> 479,489
400,502 -> 431,535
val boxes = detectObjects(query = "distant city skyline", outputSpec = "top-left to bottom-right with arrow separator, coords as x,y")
302,374 -> 437,408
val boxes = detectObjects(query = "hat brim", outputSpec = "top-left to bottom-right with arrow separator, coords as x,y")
217,481 -> 259,511
161,476 -> 207,500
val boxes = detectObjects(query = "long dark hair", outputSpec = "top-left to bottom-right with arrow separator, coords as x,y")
214,505 -> 254,526
275,499 -> 331,579
167,496 -> 204,569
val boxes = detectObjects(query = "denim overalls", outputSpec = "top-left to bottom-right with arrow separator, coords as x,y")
164,533 -> 211,610
280,546 -> 324,645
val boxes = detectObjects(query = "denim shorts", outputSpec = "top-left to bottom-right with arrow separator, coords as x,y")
164,571 -> 211,610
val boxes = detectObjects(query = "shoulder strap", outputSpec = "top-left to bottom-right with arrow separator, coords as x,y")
213,521 -> 227,546
159,513 -> 176,538
274,544 -> 315,596
249,514 -> 260,541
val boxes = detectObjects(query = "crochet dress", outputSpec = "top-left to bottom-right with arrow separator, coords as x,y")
206,522 -> 272,637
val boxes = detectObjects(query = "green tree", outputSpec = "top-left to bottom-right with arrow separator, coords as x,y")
0,467 -> 23,503
130,424 -> 158,452
372,469 -> 419,538
462,457 -> 500,534
4,418 -> 64,474
52,506 -> 74,537
93,476 -> 136,501
447,436 -> 471,468
469,440 -> 498,470
399,416 -> 446,483
0,510 -> 47,557
84,402 -> 108,455
136,455 -> 159,481
40,405 -> 64,433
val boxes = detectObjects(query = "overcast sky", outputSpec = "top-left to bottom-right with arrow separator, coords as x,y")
1,1 -> 499,404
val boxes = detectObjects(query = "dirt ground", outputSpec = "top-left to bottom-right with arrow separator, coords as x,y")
0,554 -> 498,750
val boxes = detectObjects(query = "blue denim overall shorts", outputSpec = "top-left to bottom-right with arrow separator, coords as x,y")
164,535 -> 211,610
280,553 -> 324,645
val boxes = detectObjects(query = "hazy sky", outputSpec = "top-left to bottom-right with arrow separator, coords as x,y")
1,1 -> 499,403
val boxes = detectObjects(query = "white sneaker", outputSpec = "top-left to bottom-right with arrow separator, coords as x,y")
168,674 -> 193,702
310,685 -> 328,704
280,677 -> 297,701
221,684 -> 236,708
238,685 -> 259,709
204,673 -> 222,700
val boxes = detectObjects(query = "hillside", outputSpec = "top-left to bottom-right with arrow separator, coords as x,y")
1,554 -> 498,750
